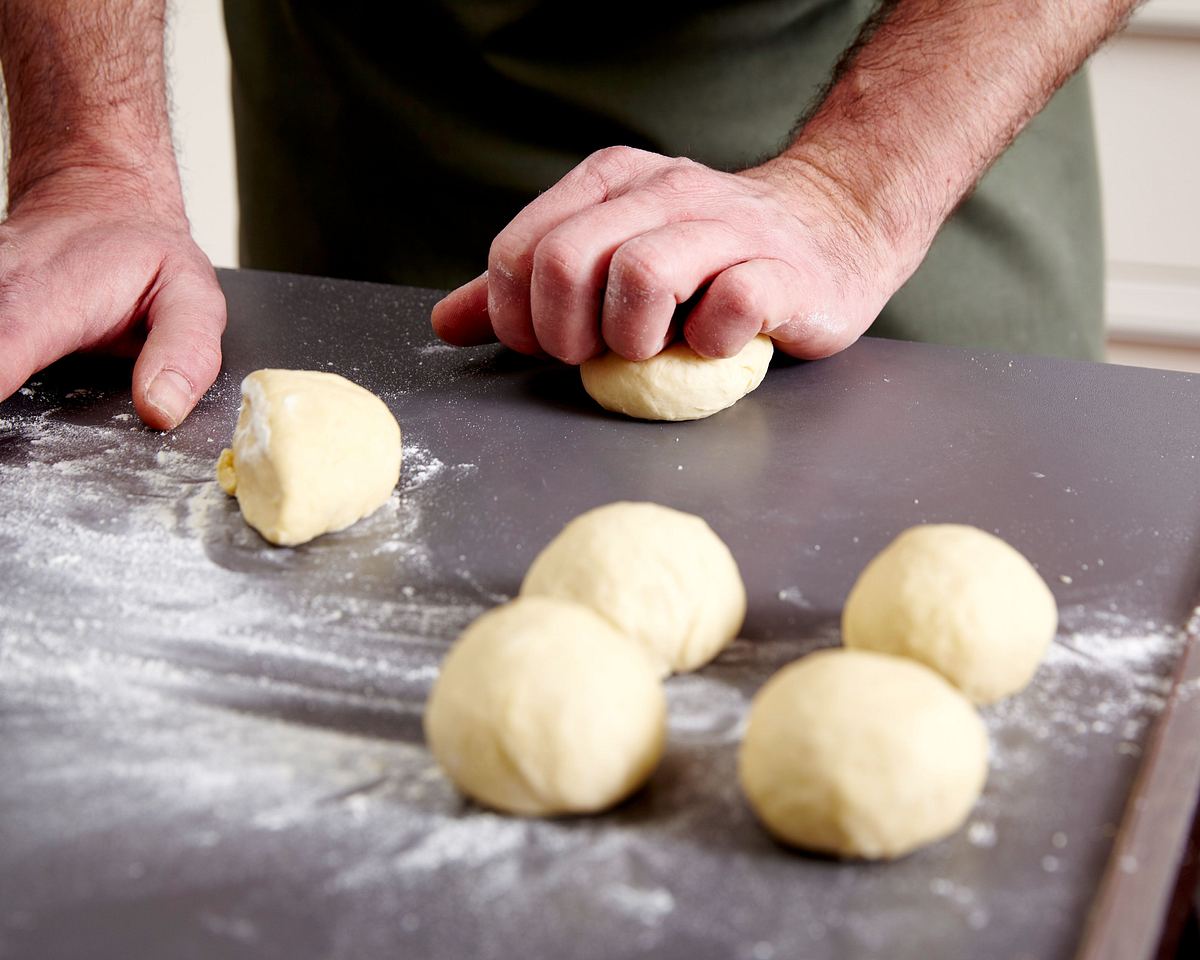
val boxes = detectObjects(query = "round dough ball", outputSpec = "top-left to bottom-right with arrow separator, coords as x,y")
216,369 -> 401,546
842,524 -> 1057,704
580,335 -> 774,421
520,502 -> 746,675
424,596 -> 666,816
739,649 -> 988,860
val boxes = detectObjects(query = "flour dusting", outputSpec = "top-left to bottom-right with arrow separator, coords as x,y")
1,381 -> 1196,960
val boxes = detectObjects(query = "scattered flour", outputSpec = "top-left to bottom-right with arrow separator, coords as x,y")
605,884 -> 677,925
1,390 -> 1195,960
775,586 -> 813,609
1,399 -> 485,854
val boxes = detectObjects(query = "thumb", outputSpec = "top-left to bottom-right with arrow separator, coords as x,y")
431,272 -> 496,347
131,268 -> 227,430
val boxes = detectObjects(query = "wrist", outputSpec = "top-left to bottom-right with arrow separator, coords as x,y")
763,0 -> 1141,297
7,155 -> 189,228
742,151 -> 928,297
785,135 -> 943,277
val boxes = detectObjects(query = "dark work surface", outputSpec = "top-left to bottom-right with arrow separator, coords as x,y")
1,268 -> 1198,960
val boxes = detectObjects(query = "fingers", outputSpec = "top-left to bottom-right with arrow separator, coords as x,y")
431,272 -> 494,346
0,257 -> 123,399
0,331 -> 40,403
464,148 -> 869,364
683,259 -> 803,359
601,219 -> 755,360
769,309 -> 856,360
685,259 -> 861,361
488,147 -> 670,357
0,273 -> 56,402
131,268 -> 227,430
528,194 -> 671,363
498,209 -> 760,363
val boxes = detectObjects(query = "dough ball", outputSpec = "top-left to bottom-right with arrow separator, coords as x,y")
739,649 -> 988,860
580,335 -> 773,421
842,524 -> 1057,704
520,502 -> 746,675
424,596 -> 666,816
216,369 -> 401,546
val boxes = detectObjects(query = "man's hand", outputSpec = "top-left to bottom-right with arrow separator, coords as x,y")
0,0 -> 224,429
0,168 -> 226,429
432,147 -> 899,364
434,0 -> 1142,363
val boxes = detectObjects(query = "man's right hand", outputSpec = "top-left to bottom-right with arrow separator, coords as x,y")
0,167 -> 226,430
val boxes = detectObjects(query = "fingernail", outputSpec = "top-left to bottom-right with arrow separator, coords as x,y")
146,369 -> 192,429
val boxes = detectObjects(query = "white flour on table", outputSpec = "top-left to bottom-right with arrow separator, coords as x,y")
0,392 -> 1194,960
1,399 -> 483,797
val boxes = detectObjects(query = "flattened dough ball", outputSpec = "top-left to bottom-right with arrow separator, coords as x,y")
216,369 -> 402,546
842,524 -> 1057,704
424,597 -> 666,816
520,502 -> 746,675
580,335 -> 773,421
739,649 -> 988,860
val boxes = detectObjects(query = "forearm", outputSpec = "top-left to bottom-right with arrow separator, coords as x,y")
774,0 -> 1141,280
0,0 -> 181,209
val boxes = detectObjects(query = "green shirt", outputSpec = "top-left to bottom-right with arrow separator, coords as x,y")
225,1 -> 1103,359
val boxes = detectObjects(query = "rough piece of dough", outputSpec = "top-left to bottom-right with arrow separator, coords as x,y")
217,369 -> 402,546
520,502 -> 746,675
739,649 -> 988,860
580,335 -> 774,421
842,524 -> 1057,704
424,596 -> 666,816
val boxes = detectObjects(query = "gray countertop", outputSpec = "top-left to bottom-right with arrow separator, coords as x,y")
1,268 -> 1198,960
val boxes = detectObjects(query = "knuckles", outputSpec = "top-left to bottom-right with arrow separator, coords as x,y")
532,234 -> 587,292
582,145 -> 656,184
486,146 -> 875,365
712,272 -> 766,324
645,158 -> 713,203
608,239 -> 671,302
488,233 -> 527,281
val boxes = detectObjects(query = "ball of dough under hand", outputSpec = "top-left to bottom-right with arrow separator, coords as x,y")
842,524 -> 1057,704
216,369 -> 401,546
739,649 -> 988,860
580,335 -> 773,421
424,597 -> 666,816
520,502 -> 746,675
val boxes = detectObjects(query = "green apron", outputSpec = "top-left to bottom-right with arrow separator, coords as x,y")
224,1 -> 1103,359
